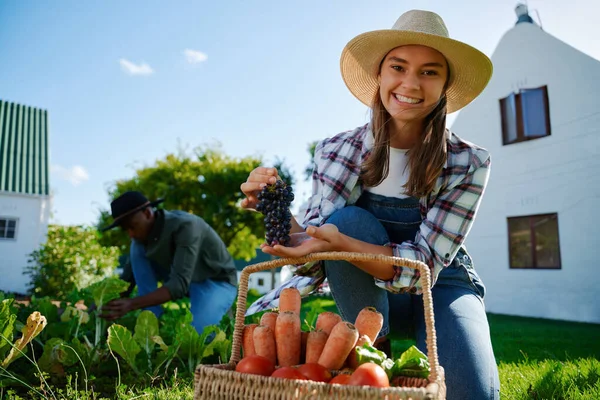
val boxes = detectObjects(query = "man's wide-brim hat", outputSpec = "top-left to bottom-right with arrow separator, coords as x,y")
340,9 -> 493,114
101,191 -> 164,231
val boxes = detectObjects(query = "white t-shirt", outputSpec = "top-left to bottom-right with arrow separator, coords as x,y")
364,131 -> 410,198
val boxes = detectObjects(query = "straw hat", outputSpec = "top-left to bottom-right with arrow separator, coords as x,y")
340,9 -> 493,113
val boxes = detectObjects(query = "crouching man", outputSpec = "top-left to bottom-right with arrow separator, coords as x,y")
99,191 -> 238,334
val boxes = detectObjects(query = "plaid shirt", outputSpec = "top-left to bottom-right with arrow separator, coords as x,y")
246,123 -> 491,315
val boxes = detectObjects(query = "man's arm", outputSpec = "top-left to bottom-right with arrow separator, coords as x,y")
100,287 -> 171,321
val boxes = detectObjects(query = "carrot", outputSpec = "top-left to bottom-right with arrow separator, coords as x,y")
242,324 -> 258,357
260,312 -> 279,334
253,325 -> 277,365
275,311 -> 301,367
300,331 -> 309,363
318,321 -> 359,370
354,307 -> 384,343
305,329 -> 329,364
346,334 -> 372,369
315,312 -> 342,335
279,288 -> 301,315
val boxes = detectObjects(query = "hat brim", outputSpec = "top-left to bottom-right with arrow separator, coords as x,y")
101,198 -> 165,232
340,29 -> 493,113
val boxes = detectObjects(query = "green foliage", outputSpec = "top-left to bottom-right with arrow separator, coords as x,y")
304,140 -> 319,181
24,225 -> 121,298
96,144 -> 294,261
1,276 -> 234,398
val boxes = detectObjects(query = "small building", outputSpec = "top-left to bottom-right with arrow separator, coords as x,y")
451,4 -> 600,323
0,99 -> 51,294
234,251 -> 283,294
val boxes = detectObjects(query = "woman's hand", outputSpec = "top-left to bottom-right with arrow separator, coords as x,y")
261,224 -> 345,258
240,167 -> 279,210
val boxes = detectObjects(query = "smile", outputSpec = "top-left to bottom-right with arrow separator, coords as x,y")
394,94 -> 423,104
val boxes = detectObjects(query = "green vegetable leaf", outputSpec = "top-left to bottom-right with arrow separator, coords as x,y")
391,345 -> 430,379
87,276 -> 130,308
0,299 -> 16,360
151,335 -> 168,353
201,329 -> 226,359
107,324 -> 141,374
355,342 -> 388,366
133,311 -> 159,355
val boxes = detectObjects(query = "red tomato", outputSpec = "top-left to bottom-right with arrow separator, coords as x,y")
329,374 -> 352,385
296,363 -> 332,382
347,363 -> 390,388
235,355 -> 275,376
271,366 -> 308,380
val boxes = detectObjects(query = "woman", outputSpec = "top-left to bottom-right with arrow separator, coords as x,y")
241,9 -> 500,399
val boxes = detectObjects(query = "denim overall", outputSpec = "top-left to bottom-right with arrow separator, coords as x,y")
323,191 -> 500,400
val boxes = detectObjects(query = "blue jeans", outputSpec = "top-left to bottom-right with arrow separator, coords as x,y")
323,192 -> 500,400
130,240 -> 237,334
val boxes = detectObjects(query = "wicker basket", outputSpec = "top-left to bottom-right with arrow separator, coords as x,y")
194,251 -> 446,399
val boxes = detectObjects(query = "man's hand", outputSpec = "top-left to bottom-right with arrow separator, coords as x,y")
99,298 -> 135,321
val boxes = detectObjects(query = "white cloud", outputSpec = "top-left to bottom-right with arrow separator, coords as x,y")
183,49 -> 208,64
51,165 -> 90,186
119,59 -> 154,76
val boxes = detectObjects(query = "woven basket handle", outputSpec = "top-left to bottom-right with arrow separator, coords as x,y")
229,251 -> 440,383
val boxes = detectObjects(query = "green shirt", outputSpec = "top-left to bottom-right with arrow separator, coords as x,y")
121,209 -> 238,300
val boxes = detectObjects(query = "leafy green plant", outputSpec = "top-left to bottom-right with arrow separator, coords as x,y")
24,225 -> 121,298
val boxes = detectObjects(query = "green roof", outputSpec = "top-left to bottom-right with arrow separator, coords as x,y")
0,100 -> 49,196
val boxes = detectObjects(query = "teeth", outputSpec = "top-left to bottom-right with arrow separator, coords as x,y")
395,94 -> 422,104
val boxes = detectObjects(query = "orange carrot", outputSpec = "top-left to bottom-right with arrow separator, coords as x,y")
260,312 -> 279,334
242,324 -> 258,357
346,334 -> 372,369
279,288 -> 301,315
305,329 -> 329,364
275,311 -> 301,367
354,307 -> 384,343
315,312 -> 342,335
300,331 -> 309,363
253,325 -> 277,365
318,321 -> 359,370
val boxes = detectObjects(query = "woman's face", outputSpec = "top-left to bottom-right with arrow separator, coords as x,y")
378,45 -> 448,126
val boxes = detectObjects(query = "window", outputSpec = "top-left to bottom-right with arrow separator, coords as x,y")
0,218 -> 18,239
500,85 -> 551,145
507,213 -> 561,269
257,278 -> 265,286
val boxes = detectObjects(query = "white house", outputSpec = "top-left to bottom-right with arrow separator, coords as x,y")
0,99 -> 51,295
451,4 -> 600,323
235,251 -> 283,295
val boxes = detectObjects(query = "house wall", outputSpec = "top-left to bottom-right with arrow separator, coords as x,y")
0,192 -> 51,294
451,22 -> 600,323
238,270 -> 281,295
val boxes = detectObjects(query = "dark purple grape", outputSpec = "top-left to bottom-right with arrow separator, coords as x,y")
257,180 -> 295,247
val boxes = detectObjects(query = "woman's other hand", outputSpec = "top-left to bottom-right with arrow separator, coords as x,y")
261,224 -> 344,258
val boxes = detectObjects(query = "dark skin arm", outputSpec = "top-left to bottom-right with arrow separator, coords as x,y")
100,286 -> 171,321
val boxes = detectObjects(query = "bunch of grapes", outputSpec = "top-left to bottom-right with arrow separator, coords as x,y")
256,179 -> 295,246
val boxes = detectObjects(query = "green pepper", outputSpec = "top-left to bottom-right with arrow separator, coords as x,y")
354,343 -> 388,366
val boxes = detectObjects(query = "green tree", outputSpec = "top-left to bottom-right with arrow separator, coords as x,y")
25,225 -> 120,298
96,144 -> 294,261
304,140 -> 319,181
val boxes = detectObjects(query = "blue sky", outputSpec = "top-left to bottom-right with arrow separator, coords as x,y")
1,0 -> 597,226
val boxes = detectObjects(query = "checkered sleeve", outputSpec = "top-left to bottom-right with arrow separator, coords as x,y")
375,151 -> 491,294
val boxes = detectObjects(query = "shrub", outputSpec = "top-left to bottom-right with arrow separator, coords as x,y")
24,225 -> 120,298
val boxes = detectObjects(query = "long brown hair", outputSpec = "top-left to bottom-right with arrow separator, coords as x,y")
360,85 -> 448,198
